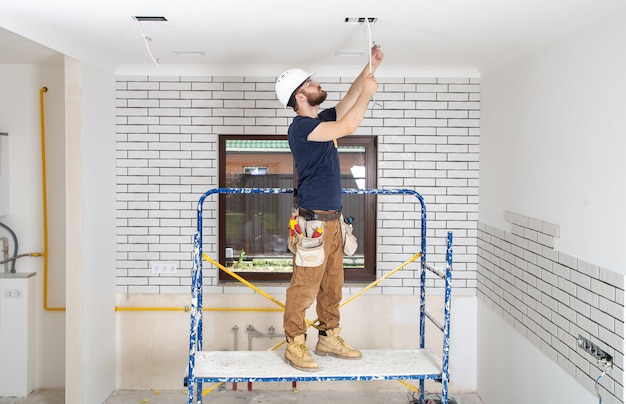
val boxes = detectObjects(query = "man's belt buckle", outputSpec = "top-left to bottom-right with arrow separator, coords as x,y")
299,207 -> 341,221
299,207 -> 317,221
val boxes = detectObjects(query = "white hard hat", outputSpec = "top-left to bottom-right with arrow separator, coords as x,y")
275,68 -> 312,108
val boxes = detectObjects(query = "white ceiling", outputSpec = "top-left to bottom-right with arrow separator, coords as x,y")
0,0 -> 624,75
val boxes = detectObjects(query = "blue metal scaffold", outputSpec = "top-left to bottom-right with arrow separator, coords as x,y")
186,188 -> 453,404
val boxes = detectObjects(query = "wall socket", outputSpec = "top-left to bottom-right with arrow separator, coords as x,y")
151,262 -> 177,274
3,288 -> 23,298
578,334 -> 612,365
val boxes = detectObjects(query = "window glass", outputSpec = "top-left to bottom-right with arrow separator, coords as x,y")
219,135 -> 376,282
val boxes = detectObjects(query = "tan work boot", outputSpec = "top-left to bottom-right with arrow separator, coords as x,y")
315,328 -> 362,359
285,334 -> 319,372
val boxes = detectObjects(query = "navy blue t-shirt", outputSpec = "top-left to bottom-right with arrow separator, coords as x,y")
288,108 -> 341,211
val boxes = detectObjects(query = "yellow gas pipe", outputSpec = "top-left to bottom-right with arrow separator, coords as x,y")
202,254 -> 286,309
114,306 -> 283,312
339,252 -> 421,307
40,86 -> 64,312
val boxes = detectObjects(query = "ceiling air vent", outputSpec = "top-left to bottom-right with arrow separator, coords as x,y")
344,17 -> 377,24
133,16 -> 168,22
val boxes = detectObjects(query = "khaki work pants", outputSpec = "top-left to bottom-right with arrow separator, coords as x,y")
283,218 -> 344,338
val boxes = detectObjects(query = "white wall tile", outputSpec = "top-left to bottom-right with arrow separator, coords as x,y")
478,216 -> 623,403
116,75 -> 479,302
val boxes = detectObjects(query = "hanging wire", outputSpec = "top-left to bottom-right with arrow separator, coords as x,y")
365,17 -> 373,73
595,364 -> 612,404
133,17 -> 160,66
364,17 -> 382,110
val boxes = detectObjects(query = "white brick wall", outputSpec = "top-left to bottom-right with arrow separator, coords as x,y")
478,212 -> 624,404
116,75 -> 480,296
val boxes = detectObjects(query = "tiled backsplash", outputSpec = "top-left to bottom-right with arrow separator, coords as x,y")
478,212 -> 624,403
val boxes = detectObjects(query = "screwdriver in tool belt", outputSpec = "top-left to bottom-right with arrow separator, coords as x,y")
289,216 -> 303,236
312,227 -> 323,238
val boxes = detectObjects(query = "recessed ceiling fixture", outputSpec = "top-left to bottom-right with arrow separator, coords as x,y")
172,50 -> 205,56
345,17 -> 377,24
335,51 -> 364,57
133,16 -> 168,22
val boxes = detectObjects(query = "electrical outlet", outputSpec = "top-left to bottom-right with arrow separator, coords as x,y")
151,262 -> 177,274
3,288 -> 23,298
578,334 -> 612,364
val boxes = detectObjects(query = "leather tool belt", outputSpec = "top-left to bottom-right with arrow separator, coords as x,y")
298,207 -> 342,221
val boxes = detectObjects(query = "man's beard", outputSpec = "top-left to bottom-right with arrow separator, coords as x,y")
303,88 -> 328,107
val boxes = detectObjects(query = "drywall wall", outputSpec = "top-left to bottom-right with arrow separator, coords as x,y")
477,299 -> 596,403
0,62 -> 66,389
78,60 -> 117,403
480,6 -> 626,274
478,6 -> 626,404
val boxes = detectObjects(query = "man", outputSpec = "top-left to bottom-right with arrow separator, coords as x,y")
274,46 -> 384,371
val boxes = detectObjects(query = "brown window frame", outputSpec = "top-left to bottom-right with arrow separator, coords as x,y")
218,134 -> 377,283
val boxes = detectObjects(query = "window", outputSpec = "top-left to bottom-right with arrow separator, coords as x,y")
218,134 -> 377,282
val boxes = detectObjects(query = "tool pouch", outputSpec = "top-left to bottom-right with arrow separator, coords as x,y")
295,234 -> 325,267
341,215 -> 358,256
288,214 -> 325,267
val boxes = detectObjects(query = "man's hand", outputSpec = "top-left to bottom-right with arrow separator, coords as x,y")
371,45 -> 384,69
335,45 -> 384,122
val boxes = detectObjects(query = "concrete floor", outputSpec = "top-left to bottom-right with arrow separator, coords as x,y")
0,388 -> 483,404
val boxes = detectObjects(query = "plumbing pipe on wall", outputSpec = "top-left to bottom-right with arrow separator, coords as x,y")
0,222 -> 18,272
1,236 -> 7,273
232,325 -> 239,351
0,222 -> 43,273
246,325 -> 284,351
